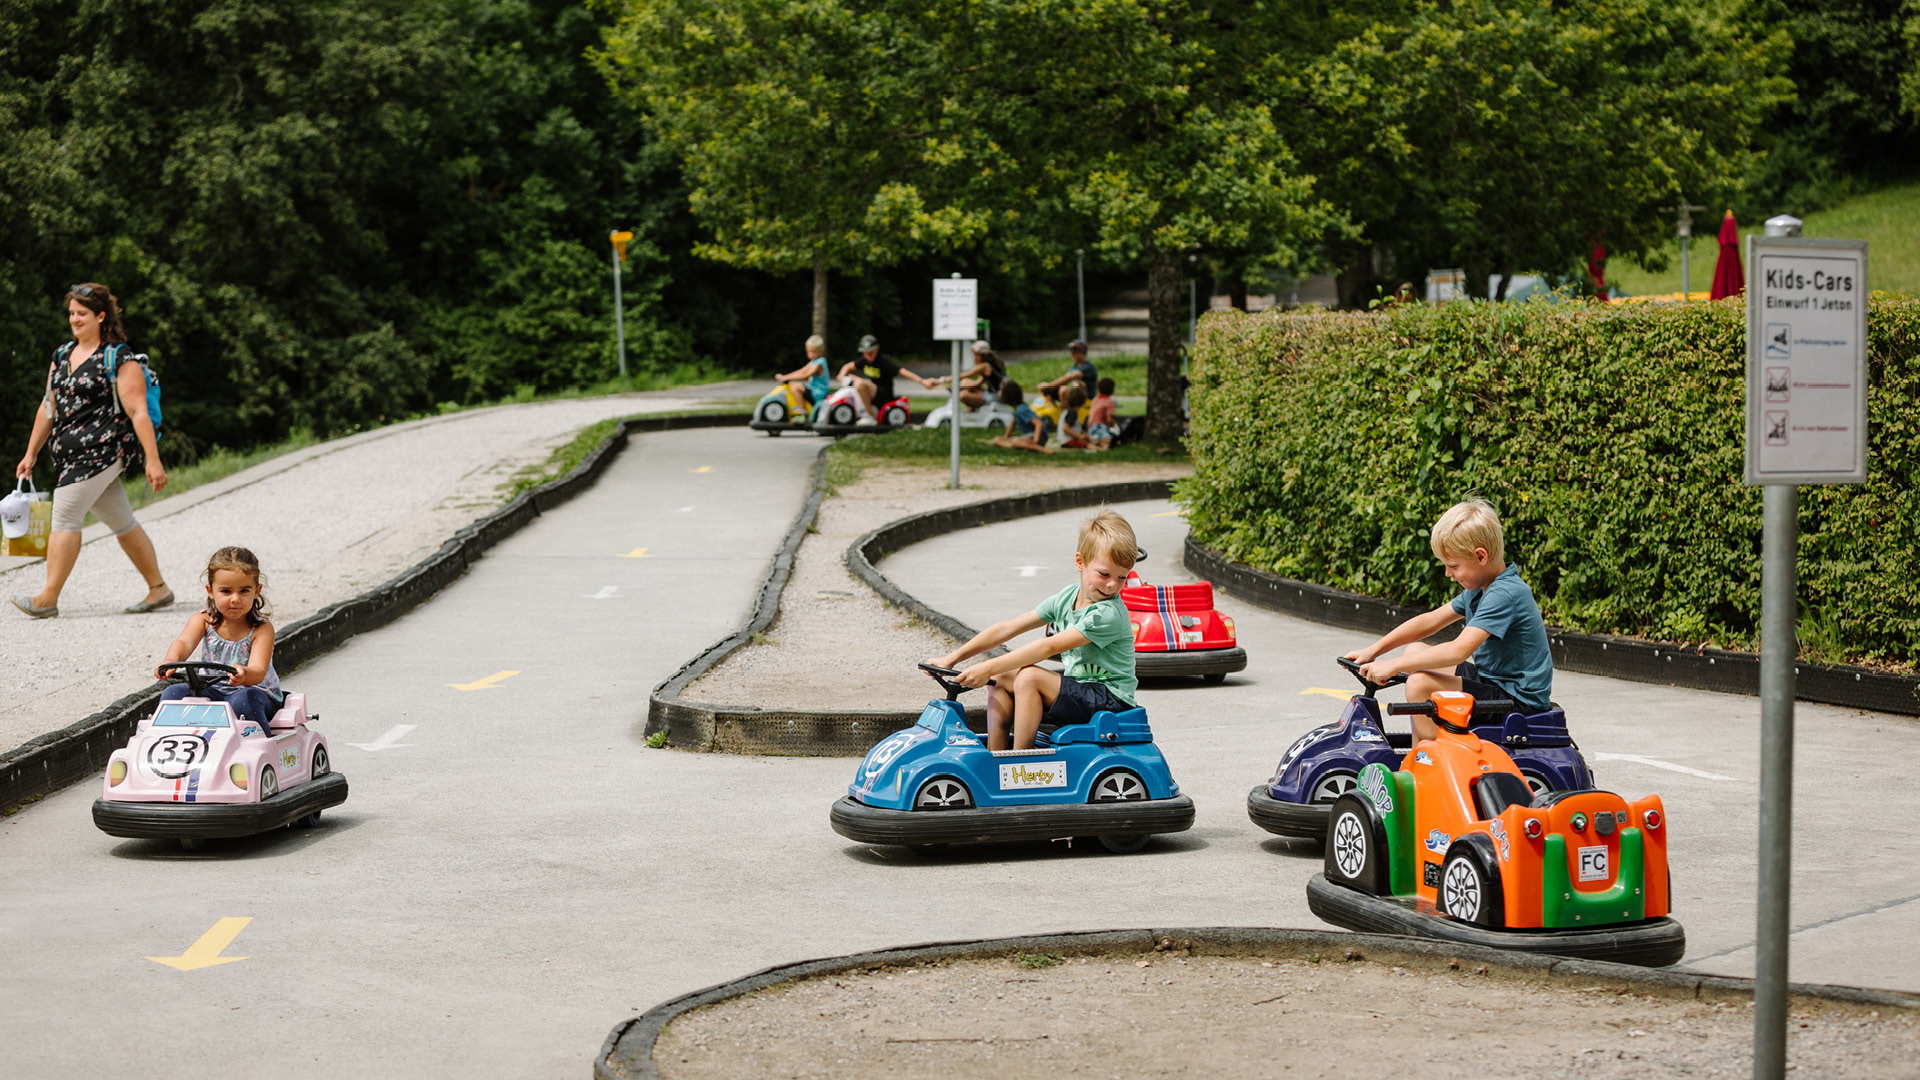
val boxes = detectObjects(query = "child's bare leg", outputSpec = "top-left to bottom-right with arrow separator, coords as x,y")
1400,642 -> 1463,742
985,683 -> 1015,750
1010,666 -> 1062,748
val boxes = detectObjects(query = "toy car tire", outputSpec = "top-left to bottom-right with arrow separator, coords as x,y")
757,399 -> 788,424
880,404 -> 909,426
1438,836 -> 1506,929
92,771 -> 350,840
1305,874 -> 1687,968
1134,647 -> 1248,680
1246,784 -> 1340,838
827,401 -> 858,426
1323,792 -> 1390,895
828,794 -> 1194,848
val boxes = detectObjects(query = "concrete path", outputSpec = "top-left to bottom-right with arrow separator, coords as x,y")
878,497 -> 1920,993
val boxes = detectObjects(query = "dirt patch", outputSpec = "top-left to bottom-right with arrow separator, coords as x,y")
653,949 -> 1917,1079
681,459 -> 1189,711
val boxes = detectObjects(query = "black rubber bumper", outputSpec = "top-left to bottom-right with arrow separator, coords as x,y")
1305,873 -> 1687,968
1246,784 -> 1331,838
92,772 -> 349,839
1135,647 -> 1248,679
808,422 -> 909,437
747,421 -> 811,434
830,794 -> 1195,847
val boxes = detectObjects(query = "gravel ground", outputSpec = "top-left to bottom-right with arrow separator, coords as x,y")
653,950 -> 1919,1079
681,459 -> 1191,711
0,384 -> 757,754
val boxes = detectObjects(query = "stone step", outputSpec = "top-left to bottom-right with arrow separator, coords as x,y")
1090,307 -> 1149,323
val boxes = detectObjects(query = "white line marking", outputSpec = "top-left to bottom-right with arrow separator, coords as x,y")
675,505 -> 695,513
1591,752 -> 1737,782
1014,564 -> 1044,578
348,724 -> 416,752
586,586 -> 619,600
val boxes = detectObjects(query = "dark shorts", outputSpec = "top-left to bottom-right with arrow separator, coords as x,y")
1042,674 -> 1131,728
1455,663 -> 1545,714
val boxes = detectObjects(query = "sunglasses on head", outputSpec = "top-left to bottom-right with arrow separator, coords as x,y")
69,285 -> 95,299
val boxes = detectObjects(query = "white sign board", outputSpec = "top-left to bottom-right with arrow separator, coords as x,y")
1746,238 -> 1867,485
933,278 -> 978,340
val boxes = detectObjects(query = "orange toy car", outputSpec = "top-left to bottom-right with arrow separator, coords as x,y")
1306,690 -> 1685,966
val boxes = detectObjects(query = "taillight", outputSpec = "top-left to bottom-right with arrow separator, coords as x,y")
109,760 -> 127,786
229,763 -> 248,790
1222,616 -> 1236,640
1643,809 -> 1661,830
1523,818 -> 1543,839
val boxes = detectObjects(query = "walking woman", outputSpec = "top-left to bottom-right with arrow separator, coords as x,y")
11,283 -> 171,618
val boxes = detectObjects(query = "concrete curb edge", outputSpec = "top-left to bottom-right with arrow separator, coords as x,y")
594,925 -> 1920,1079
1183,535 -> 1920,717
0,411 -> 748,813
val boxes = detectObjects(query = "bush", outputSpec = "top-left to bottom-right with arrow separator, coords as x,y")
1181,296 -> 1920,668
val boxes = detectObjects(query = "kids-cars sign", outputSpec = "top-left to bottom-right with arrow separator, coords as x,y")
1746,234 -> 1867,485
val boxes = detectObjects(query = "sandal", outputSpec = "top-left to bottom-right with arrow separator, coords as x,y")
124,587 -> 174,614
11,595 -> 57,619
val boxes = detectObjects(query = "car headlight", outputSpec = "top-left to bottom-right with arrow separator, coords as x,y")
109,760 -> 127,786
229,763 -> 248,790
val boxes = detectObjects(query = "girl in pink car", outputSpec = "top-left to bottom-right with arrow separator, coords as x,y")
155,546 -> 283,727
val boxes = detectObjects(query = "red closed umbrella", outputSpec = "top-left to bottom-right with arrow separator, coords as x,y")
1709,210 -> 1744,300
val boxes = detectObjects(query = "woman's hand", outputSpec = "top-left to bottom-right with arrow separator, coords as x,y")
145,457 -> 167,492
15,452 -> 32,479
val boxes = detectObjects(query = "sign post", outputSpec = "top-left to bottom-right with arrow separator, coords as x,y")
1745,217 -> 1866,1080
610,231 -> 634,380
933,275 -> 978,490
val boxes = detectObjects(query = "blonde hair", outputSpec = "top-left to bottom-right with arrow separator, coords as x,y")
203,545 -> 271,629
1077,509 -> 1139,569
804,334 -> 825,350
1430,499 -> 1504,564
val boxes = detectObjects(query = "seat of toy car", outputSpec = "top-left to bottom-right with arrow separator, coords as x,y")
1043,707 -> 1152,746
266,692 -> 307,732
1472,771 -> 1535,820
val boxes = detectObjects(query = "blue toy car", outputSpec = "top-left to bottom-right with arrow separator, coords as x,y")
829,664 -> 1195,853
1246,657 -> 1591,839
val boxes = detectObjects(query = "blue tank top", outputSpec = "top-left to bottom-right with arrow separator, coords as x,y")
200,621 -> 281,696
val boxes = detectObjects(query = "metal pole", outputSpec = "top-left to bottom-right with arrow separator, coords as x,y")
1075,249 -> 1086,344
1754,482 -> 1797,1080
612,242 -> 628,380
949,338 -> 962,490
1188,277 -> 1197,345
1681,235 -> 1691,300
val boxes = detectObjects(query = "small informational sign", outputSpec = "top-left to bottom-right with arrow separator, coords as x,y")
1425,268 -> 1466,303
933,278 -> 978,340
1746,238 -> 1867,484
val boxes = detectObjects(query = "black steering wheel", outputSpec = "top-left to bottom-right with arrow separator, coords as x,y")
919,662 -> 990,701
158,660 -> 236,697
1337,655 -> 1408,698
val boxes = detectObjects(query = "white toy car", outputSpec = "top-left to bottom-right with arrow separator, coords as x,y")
924,398 -> 1013,429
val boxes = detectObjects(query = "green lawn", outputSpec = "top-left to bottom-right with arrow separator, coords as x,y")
1611,180 -> 1920,298
824,424 -> 1186,490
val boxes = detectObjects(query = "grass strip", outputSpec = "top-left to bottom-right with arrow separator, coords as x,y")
824,425 -> 1187,491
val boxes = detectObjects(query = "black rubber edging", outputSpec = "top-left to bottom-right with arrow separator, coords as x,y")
1185,534 -> 1920,717
0,410 -> 748,814
642,477 -> 1176,757
594,925 -> 1920,1079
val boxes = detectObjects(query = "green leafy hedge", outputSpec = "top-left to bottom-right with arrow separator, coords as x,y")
1181,297 -> 1920,668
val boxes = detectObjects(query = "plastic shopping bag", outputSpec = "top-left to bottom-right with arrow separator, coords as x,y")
2,479 -> 50,556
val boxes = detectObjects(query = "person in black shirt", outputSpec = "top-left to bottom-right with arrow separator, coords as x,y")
837,334 -> 945,421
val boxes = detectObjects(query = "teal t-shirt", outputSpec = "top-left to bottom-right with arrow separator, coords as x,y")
1448,563 -> 1553,712
801,360 -> 831,403
1035,581 -> 1137,705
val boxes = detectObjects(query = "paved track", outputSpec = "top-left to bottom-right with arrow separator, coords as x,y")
880,498 -> 1920,993
3,451 -> 1914,1080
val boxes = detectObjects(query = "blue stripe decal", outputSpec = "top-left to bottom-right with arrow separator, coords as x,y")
1156,588 -> 1180,651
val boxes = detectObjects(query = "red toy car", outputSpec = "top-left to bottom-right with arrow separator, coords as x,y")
1123,570 -> 1246,683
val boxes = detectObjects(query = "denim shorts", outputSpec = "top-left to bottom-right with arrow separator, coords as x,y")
1042,674 -> 1132,728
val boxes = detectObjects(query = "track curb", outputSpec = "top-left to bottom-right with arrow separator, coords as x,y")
0,411 -> 746,813
1184,534 -> 1920,717
643,478 -> 1175,756
594,925 -> 1920,1079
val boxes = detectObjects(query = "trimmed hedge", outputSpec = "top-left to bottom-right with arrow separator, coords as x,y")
1182,297 -> 1920,668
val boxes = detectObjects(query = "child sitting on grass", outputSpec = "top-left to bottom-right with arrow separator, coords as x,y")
1058,384 -> 1092,449
1085,377 -> 1117,450
1345,498 -> 1553,743
989,379 -> 1054,454
930,509 -> 1139,749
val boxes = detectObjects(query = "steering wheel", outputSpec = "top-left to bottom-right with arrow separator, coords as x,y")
1337,655 -> 1407,698
919,662 -> 989,701
158,660 -> 236,697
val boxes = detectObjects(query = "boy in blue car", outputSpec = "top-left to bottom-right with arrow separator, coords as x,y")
930,509 -> 1139,749
1346,498 -> 1553,743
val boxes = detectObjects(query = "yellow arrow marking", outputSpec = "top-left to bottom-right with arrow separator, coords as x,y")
1301,687 -> 1351,700
620,547 -> 650,559
1150,509 -> 1185,518
149,917 -> 251,971
691,465 -> 712,474
448,670 -> 521,692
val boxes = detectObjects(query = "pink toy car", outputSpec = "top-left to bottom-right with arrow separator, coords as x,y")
92,661 -> 349,850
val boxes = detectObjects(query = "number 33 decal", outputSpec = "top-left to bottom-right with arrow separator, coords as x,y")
147,735 -> 205,778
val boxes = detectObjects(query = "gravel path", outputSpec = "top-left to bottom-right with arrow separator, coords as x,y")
682,459 -> 1191,711
0,383 -> 758,754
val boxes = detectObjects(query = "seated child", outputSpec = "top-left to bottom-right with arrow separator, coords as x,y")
989,379 -> 1055,454
1085,376 -> 1117,450
1058,384 -> 1092,449
930,509 -> 1139,749
774,334 -> 831,406
1345,498 -> 1553,742
956,339 -> 1006,410
155,545 -> 284,728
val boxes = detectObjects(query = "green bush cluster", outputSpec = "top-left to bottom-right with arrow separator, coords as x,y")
1181,296 -> 1920,668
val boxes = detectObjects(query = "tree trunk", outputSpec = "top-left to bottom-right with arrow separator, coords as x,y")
812,262 -> 829,340
1146,248 -> 1185,442
1493,253 -> 1514,302
1227,269 -> 1248,311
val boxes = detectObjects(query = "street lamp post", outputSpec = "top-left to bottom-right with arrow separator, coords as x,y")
1672,203 -> 1706,298
610,230 -> 634,379
1075,249 -> 1086,344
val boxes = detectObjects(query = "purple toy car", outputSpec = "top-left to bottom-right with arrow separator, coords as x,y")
1246,657 -> 1591,839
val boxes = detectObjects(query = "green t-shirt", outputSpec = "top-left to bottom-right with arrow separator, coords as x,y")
1035,582 -> 1137,705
